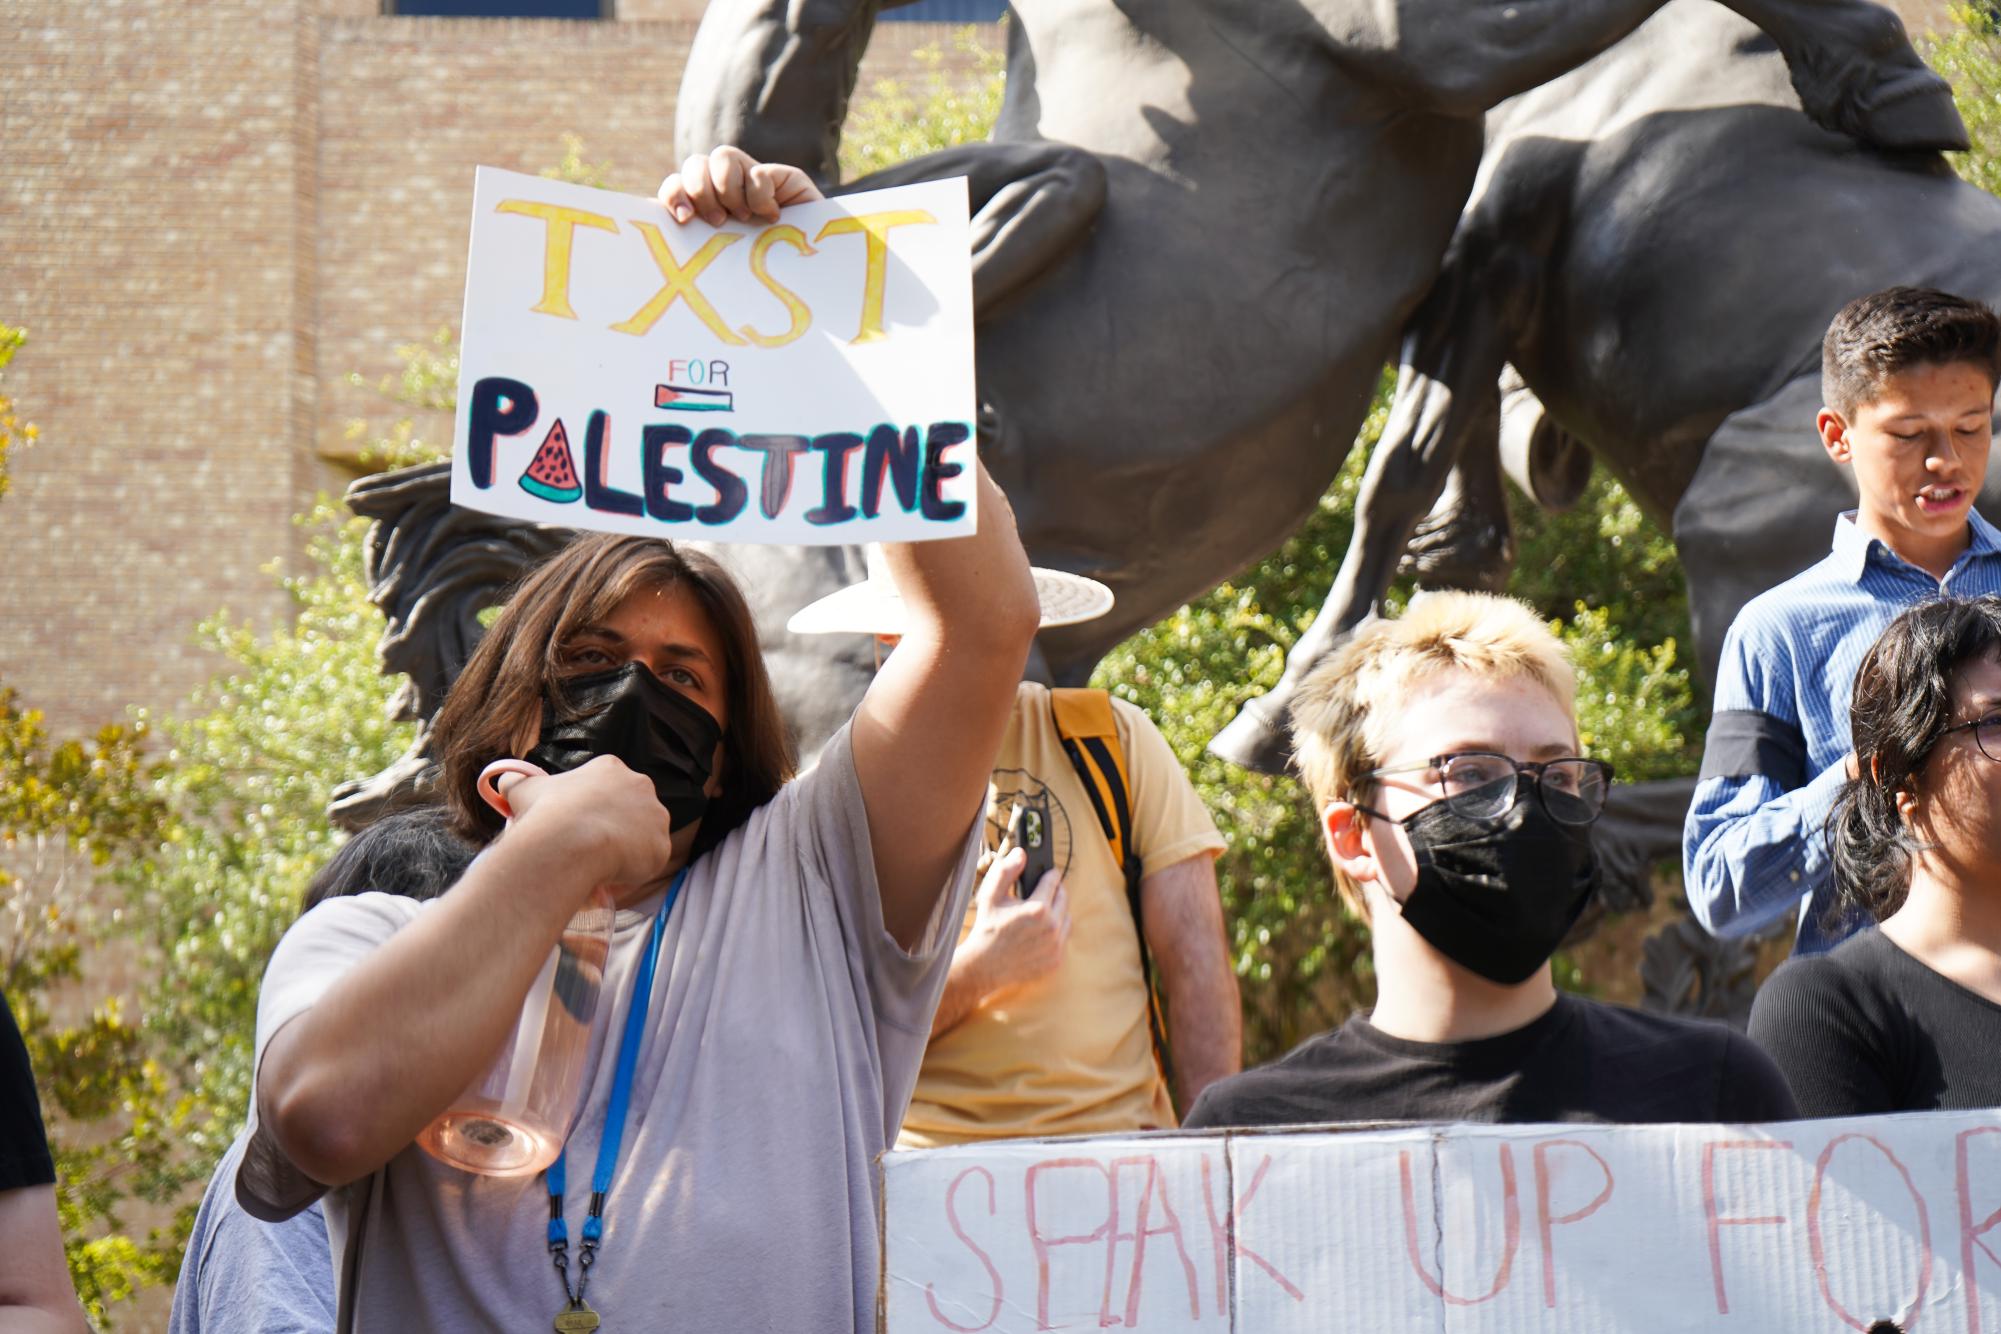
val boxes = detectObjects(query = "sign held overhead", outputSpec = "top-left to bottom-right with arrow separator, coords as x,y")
451,167 -> 976,545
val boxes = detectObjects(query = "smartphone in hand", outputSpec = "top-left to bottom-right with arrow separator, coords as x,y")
1009,795 -> 1056,899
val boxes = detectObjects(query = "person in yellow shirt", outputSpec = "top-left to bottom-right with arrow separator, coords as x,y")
789,553 -> 1241,1144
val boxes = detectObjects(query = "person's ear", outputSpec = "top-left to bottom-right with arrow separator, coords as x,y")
1322,801 -> 1379,887
1895,784 -> 1920,826
1819,407 -> 1853,465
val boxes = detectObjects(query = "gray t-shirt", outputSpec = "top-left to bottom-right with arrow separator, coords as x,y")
238,725 -> 977,1331
170,1132 -> 335,1334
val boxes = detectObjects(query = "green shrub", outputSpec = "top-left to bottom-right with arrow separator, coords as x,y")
1930,5 -> 2001,196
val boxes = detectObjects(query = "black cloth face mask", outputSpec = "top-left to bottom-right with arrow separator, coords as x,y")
1362,775 -> 1600,985
525,661 -> 722,830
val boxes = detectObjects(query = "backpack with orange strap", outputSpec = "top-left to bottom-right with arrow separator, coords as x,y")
1049,687 -> 1174,1095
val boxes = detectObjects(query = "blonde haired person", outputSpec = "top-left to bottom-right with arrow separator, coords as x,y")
1185,592 -> 1796,1129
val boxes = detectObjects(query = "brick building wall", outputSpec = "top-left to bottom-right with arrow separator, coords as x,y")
2,1 -> 321,736
313,13 -> 705,468
0,2 -> 994,739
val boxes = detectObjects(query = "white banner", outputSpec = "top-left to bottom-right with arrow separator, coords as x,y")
450,167 -> 975,544
882,1111 -> 2001,1332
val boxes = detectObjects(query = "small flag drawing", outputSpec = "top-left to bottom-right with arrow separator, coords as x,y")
655,384 -> 734,413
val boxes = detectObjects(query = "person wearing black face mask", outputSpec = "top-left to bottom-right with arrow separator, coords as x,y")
1184,591 -> 1798,1131
239,147 -> 1044,1334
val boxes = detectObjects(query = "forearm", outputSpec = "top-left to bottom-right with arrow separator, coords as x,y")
859,462 -> 1038,944
258,829 -> 594,1185
0,1306 -> 89,1334
929,946 -> 996,1038
1141,858 -> 1241,1108
0,1187 -> 90,1334
882,461 -> 1037,638
1161,966 -> 1241,1110
1683,759 -> 1848,936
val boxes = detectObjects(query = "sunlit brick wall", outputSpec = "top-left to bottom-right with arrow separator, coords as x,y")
0,0 -> 320,735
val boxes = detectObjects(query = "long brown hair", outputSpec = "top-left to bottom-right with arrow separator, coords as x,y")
431,534 -> 795,853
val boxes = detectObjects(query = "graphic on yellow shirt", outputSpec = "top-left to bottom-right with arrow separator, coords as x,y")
985,769 -> 1073,892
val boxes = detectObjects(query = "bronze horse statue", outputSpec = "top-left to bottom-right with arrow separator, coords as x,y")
676,0 -> 1966,694
340,0 -> 1967,823
1214,0 -> 2001,774
338,1 -> 1971,1023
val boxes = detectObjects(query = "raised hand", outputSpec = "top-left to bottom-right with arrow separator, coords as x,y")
658,145 -> 823,227
497,754 -> 677,900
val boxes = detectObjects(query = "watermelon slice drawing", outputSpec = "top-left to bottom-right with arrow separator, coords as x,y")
519,420 -> 581,504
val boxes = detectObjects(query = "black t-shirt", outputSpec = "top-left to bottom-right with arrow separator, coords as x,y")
1,989 -> 57,1191
1183,993 -> 1798,1129
1748,928 -> 2001,1117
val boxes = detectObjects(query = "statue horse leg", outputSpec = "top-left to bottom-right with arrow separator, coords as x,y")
841,141 -> 1108,318
674,0 -> 893,184
1399,382 -> 1513,593
1400,366 -> 1595,588
1368,0 -> 1959,151
1719,0 -> 1967,152
1208,236 -> 1538,773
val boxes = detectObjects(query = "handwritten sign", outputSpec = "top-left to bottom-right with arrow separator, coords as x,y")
449,167 -> 975,544
881,1112 -> 2001,1332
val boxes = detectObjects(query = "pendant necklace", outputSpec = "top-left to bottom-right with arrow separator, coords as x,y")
546,867 -> 688,1332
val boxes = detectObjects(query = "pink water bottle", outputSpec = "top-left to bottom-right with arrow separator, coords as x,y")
416,759 -> 615,1178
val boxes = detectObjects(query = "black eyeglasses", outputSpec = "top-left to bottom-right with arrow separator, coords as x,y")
1937,714 -> 2001,762
1357,751 -> 1614,826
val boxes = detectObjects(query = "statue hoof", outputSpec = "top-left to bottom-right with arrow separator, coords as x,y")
1401,518 -> 1514,593
1844,68 -> 1971,153
1790,15 -> 1970,154
1209,695 -> 1293,774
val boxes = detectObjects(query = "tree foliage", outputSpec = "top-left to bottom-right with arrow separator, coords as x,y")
1,688 -> 189,1321
838,29 -> 1006,182
127,506 -> 414,1140
0,331 -> 197,1323
0,323 -> 36,501
1929,6 -> 2001,196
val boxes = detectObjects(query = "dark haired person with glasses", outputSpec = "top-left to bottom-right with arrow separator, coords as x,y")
1185,592 -> 1796,1130
1749,595 -> 2001,1116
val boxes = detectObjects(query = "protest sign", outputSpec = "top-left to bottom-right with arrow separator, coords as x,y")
881,1111 -> 2001,1332
449,166 -> 976,544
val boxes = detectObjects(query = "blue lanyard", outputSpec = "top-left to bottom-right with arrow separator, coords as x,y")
546,867 -> 688,1309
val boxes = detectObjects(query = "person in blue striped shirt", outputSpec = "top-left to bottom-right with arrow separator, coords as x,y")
1685,287 -> 2001,955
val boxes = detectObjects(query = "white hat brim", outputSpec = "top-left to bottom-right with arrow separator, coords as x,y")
785,567 -> 1115,636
